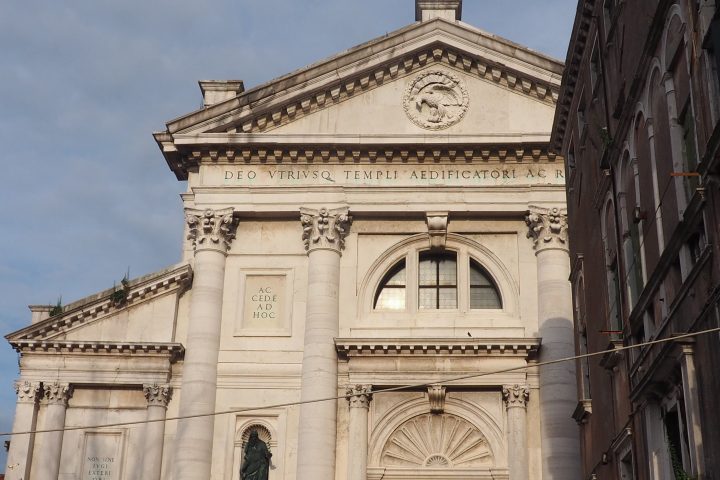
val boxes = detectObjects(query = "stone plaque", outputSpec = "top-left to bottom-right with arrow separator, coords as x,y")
82,432 -> 122,480
243,275 -> 285,330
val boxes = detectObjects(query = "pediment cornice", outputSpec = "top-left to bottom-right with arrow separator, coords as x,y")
6,263 -> 192,342
9,340 -> 185,361
156,19 -> 563,179
335,337 -> 540,358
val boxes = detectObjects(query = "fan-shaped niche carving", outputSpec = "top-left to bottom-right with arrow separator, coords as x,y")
381,413 -> 493,468
240,424 -> 272,451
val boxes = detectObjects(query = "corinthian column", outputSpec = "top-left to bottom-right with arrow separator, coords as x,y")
174,208 -> 237,480
526,206 -> 580,480
5,381 -> 41,480
143,384 -> 172,480
503,384 -> 529,480
35,382 -> 73,480
346,385 -> 372,480
296,207 -> 351,480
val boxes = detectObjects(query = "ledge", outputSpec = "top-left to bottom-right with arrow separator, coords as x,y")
336,337 -> 540,357
9,340 -> 185,361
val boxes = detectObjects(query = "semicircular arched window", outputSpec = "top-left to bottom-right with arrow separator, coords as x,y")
374,259 -> 406,310
470,258 -> 502,309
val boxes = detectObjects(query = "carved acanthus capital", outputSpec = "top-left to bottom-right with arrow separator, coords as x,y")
346,384 -> 373,409
143,384 -> 172,407
300,207 -> 351,253
185,208 -> 238,253
43,382 -> 73,406
427,384 -> 447,414
14,380 -> 41,404
502,384 -> 530,409
525,206 -> 568,252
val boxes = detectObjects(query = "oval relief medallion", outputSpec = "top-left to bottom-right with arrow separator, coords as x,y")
403,71 -> 469,130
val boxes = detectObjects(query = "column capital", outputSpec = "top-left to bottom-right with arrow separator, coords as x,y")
300,207 -> 351,254
14,380 -> 42,404
502,384 -> 530,409
144,384 -> 172,408
346,384 -> 372,409
43,382 -> 73,406
525,206 -> 568,253
185,208 -> 238,253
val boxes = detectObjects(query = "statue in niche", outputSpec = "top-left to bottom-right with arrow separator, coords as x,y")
240,430 -> 272,480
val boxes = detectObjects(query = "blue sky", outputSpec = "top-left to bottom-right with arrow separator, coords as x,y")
0,0 -> 576,471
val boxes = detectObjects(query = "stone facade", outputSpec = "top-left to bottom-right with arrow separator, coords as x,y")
552,1 -> 720,479
6,2 -> 579,479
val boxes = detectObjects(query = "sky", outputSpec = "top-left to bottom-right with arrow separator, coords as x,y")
0,0 -> 577,471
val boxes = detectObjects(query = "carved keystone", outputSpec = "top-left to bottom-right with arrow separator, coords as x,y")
426,212 -> 448,250
428,384 -> 446,414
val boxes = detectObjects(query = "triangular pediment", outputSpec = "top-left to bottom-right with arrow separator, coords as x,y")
156,19 -> 563,178
6,263 -> 192,344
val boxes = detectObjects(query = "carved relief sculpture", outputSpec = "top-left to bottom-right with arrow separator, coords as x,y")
144,384 -> 172,407
502,384 -> 530,408
43,382 -> 73,405
346,384 -> 373,408
300,207 -> 351,253
403,71 -> 469,130
14,380 -> 41,404
525,205 -> 568,250
185,207 -> 238,252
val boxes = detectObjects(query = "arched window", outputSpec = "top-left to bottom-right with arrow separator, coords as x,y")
419,252 -> 457,309
469,259 -> 502,309
374,252 -> 502,311
374,259 -> 406,310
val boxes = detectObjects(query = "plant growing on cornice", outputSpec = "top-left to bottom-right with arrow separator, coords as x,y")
667,433 -> 696,480
110,274 -> 131,307
48,298 -> 63,317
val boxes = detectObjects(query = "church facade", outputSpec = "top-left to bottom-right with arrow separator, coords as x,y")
5,2 -> 580,479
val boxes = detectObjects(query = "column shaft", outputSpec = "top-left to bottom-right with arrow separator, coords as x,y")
503,384 -> 529,480
297,248 -> 341,480
526,207 -> 580,480
347,386 -> 372,480
143,385 -> 171,480
296,207 -> 351,480
5,381 -> 40,480
34,383 -> 72,480
175,208 -> 236,480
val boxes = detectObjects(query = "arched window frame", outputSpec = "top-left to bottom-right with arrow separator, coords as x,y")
361,234 -> 517,323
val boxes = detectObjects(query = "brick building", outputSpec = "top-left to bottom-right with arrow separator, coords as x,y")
552,1 -> 720,479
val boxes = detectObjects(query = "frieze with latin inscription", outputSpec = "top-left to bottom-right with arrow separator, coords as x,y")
202,165 -> 564,188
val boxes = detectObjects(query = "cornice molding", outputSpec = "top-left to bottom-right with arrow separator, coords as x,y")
8,341 -> 185,361
335,337 -> 540,357
6,263 -> 192,342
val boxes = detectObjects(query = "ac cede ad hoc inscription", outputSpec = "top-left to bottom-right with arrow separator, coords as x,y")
212,165 -> 565,187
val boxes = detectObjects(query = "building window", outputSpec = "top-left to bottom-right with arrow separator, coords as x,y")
374,259 -> 406,310
590,38 -> 600,96
419,252 -> 457,309
470,259 -> 502,309
374,252 -> 502,311
680,103 -> 699,202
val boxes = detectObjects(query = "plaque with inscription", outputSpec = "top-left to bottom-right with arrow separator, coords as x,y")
82,432 -> 122,480
243,275 -> 285,330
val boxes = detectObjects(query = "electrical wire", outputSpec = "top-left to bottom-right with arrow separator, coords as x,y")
2,325 -> 718,438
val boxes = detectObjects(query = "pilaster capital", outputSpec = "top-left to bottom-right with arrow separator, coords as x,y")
300,207 -> 351,254
185,208 -> 238,253
14,380 -> 42,404
525,206 -> 568,252
346,384 -> 373,409
143,384 -> 172,408
502,384 -> 530,409
43,382 -> 73,406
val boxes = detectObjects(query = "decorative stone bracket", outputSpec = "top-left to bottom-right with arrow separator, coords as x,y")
185,208 -> 238,253
300,207 -> 351,253
426,212 -> 448,250
525,205 -> 568,252
428,384 -> 447,414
